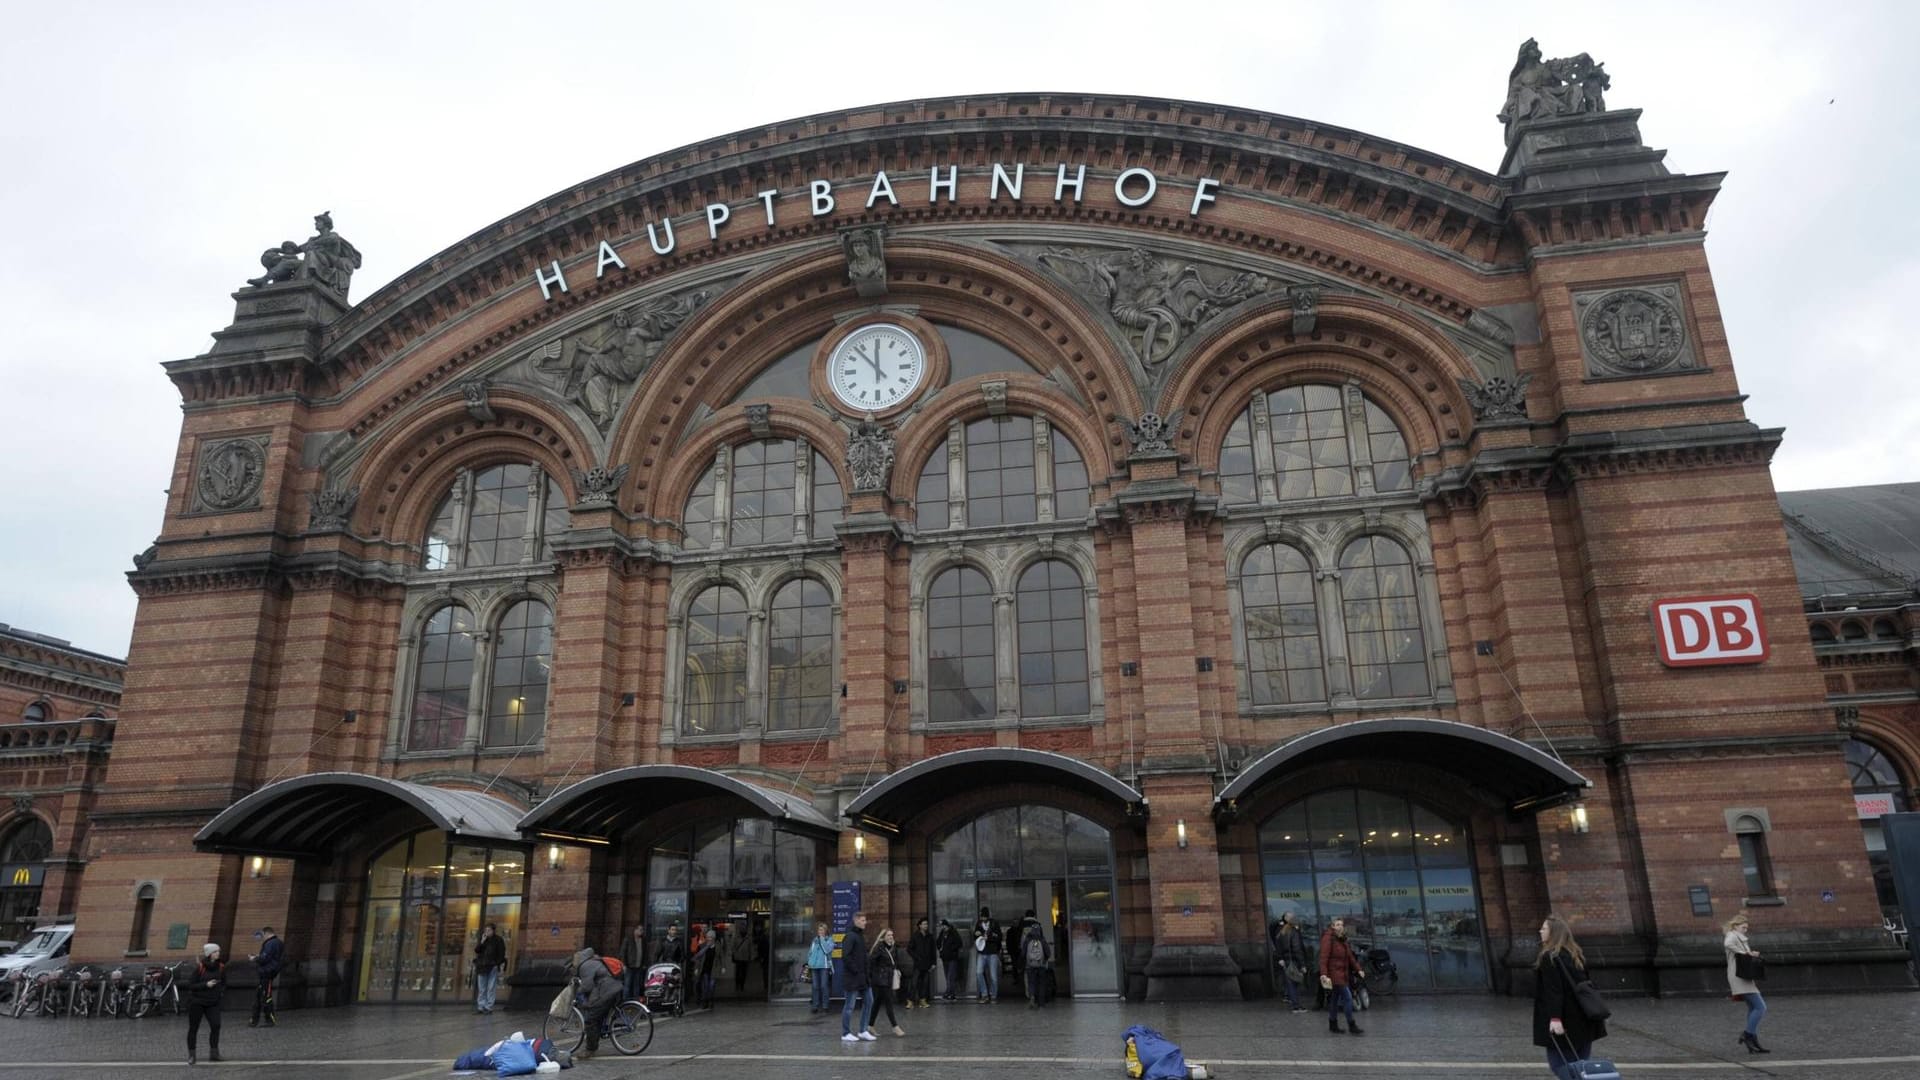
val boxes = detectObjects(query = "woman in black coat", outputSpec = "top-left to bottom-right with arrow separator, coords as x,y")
1533,915 -> 1607,1078
185,942 -> 227,1065
865,928 -> 905,1036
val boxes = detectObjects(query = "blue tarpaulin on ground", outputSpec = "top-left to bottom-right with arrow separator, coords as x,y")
1124,1024 -> 1187,1080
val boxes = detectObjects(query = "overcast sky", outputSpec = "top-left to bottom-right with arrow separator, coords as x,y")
2,1 -> 1914,658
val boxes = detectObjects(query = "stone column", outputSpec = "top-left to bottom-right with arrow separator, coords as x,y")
744,610 -> 769,735
461,630 -> 494,752
520,466 -> 543,563
1315,567 -> 1354,705
993,592 -> 1018,721
1248,392 -> 1279,504
1034,418 -> 1056,523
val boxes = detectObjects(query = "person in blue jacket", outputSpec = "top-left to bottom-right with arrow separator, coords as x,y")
248,927 -> 283,1028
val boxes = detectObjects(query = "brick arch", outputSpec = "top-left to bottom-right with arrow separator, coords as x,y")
888,375 -> 1117,504
353,395 -> 589,550
642,401 -> 852,525
1852,719 -> 1920,796
606,239 -> 1139,506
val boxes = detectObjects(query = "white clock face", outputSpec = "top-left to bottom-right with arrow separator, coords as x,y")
829,323 -> 926,412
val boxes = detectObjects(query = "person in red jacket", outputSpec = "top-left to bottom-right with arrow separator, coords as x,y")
1317,918 -> 1364,1036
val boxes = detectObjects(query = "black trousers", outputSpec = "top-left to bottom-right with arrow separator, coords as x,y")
187,1002 -> 221,1056
251,975 -> 275,1022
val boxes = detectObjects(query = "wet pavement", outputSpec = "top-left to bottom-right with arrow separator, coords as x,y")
2,988 -> 1918,1078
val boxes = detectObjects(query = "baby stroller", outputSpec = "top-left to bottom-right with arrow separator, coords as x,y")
642,962 -> 684,1017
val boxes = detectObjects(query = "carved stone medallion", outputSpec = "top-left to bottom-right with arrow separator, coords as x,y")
193,435 -> 269,512
570,463 -> 630,508
846,419 -> 896,493
1574,285 -> 1692,376
307,485 -> 360,532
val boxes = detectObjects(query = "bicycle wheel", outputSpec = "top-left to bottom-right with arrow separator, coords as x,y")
607,1000 -> 653,1055
544,1004 -> 586,1053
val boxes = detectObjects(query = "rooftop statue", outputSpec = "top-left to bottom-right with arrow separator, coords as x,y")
243,211 -> 363,297
1498,38 -> 1610,138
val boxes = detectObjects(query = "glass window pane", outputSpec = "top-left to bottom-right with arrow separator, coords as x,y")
931,823 -> 976,881
1018,806 -> 1066,878
1066,812 -> 1111,875
651,829 -> 692,889
685,586 -> 749,734
965,416 -> 1038,526
411,605 -> 475,751
1017,561 -> 1088,718
1219,408 -> 1257,504
927,567 -> 995,720
692,822 -> 730,887
918,440 -> 950,531
972,807 -> 1020,879
732,818 -> 773,887
487,600 -> 552,747
1338,537 -> 1429,701
769,578 -> 834,732
683,464 -> 718,549
1240,544 -> 1324,705
811,452 -> 844,540
465,465 -> 532,568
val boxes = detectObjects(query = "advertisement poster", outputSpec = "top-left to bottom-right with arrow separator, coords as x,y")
830,881 -> 861,998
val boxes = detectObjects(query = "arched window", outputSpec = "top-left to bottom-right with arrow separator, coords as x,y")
1219,384 -> 1412,503
1017,561 -> 1089,718
1,817 -> 51,863
1872,619 -> 1901,641
1810,623 -> 1836,644
928,567 -> 995,721
21,701 -> 48,723
1847,738 -> 1912,916
1841,620 -> 1868,642
684,585 -> 749,735
1338,536 -> 1428,700
1241,543 -> 1326,705
409,605 -> 476,751
487,600 -> 553,747
915,418 -> 1090,531
682,441 -> 843,549
129,883 -> 157,953
422,464 -> 568,570
1732,814 -> 1775,898
768,578 -> 834,732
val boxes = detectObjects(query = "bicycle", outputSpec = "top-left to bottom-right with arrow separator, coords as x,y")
100,968 -> 135,1018
130,963 -> 182,1018
68,968 -> 101,1018
39,968 -> 72,1018
544,988 -> 653,1056
11,971 -> 53,1018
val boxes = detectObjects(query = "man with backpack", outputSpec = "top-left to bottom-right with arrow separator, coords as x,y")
1019,915 -> 1054,1008
568,946 -> 625,1059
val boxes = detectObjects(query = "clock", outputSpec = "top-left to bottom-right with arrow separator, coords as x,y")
827,323 -> 926,412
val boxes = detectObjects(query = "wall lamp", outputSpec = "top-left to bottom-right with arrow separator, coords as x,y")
249,856 -> 270,879
1176,820 -> 1189,849
547,843 -> 566,871
1569,804 -> 1590,835
854,834 -> 867,862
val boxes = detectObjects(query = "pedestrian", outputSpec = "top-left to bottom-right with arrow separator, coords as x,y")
936,918 -> 962,1001
658,921 -> 687,968
907,917 -> 935,1008
866,927 -> 906,1036
1725,914 -> 1770,1054
732,922 -> 756,993
472,922 -> 506,1014
1317,916 -> 1364,1035
186,942 -> 226,1065
1272,913 -> 1308,1013
973,906 -> 1002,1003
620,925 -> 646,1001
806,922 -> 834,1013
569,946 -> 624,1060
840,911 -> 874,1042
1019,914 -> 1053,1007
248,925 -> 283,1027
1534,914 -> 1607,1078
693,928 -> 718,1008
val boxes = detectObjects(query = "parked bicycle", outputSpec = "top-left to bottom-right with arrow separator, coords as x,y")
100,967 -> 135,1018
39,967 -> 72,1017
543,988 -> 653,1056
130,963 -> 182,1018
67,967 -> 101,1018
10,971 -> 55,1018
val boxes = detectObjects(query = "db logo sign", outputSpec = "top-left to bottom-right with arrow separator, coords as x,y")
1651,594 -> 1770,667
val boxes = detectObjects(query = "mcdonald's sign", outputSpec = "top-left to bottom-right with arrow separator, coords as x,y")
10,868 -> 27,885
1,864 -> 42,887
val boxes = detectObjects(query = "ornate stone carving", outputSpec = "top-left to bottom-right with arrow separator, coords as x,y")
1118,413 -> 1175,456
846,418 -> 896,493
459,376 -> 495,423
526,287 -> 712,430
745,403 -> 772,438
980,380 -> 1009,417
1467,309 -> 1517,345
841,226 -> 887,298
1498,39 -> 1611,139
307,485 -> 360,532
1457,373 -> 1533,422
192,435 -> 269,512
245,211 -> 363,296
12,794 -> 31,813
1574,285 -> 1692,376
1037,246 -> 1268,366
570,463 -> 630,508
1835,705 -> 1862,733
131,545 -> 157,571
1287,284 -> 1320,337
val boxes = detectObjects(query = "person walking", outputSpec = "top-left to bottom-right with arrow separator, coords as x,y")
936,918 -> 962,1001
1317,917 -> 1363,1035
472,922 -> 507,1014
973,907 -> 1002,1003
839,911 -> 874,1042
186,942 -> 227,1065
247,926 -> 283,1027
866,927 -> 906,1036
1534,914 -> 1607,1078
692,928 -> 718,1009
657,922 -> 687,968
732,922 -> 756,993
1272,913 -> 1308,1013
1019,914 -> 1054,1008
1725,914 -> 1770,1054
907,918 -> 935,1008
806,922 -> 834,1013
620,926 -> 646,1001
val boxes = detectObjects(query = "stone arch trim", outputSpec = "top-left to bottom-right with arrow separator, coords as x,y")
646,404 -> 852,526
1853,718 -> 1920,796
889,376 -> 1117,504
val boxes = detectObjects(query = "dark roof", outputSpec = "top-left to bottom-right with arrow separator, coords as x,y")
843,748 -> 1145,834
194,772 -> 525,857
1777,483 -> 1920,601
518,765 -> 839,841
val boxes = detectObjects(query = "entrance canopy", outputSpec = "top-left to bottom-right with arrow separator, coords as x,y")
517,765 -> 839,842
1214,718 -> 1590,819
843,748 -> 1146,835
193,771 -> 525,858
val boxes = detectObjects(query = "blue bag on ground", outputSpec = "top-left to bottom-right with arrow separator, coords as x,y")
494,1038 -> 539,1077
1124,1024 -> 1188,1080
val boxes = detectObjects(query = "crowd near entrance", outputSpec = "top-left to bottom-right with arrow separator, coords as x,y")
357,832 -> 526,1003
642,818 -> 819,999
1259,788 -> 1489,991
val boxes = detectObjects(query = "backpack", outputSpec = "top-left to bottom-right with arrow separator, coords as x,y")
1025,931 -> 1046,967
603,955 -> 625,978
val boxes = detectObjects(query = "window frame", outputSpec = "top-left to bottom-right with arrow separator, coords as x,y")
420,462 -> 569,571
667,567 -> 843,740
681,439 -> 845,551
1218,383 -> 1415,507
914,413 -> 1091,533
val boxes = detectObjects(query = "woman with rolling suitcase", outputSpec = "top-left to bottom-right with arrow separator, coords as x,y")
1533,915 -> 1609,1079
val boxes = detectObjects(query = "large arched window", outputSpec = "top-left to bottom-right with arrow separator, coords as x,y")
1241,543 -> 1325,705
128,883 -> 157,953
682,441 -> 843,549
423,463 -> 568,570
21,701 -> 48,723
928,567 -> 995,721
916,416 -> 1091,531
1848,738 -> 1911,917
487,600 -> 553,746
1017,561 -> 1089,718
410,605 -> 476,750
1338,536 -> 1428,700
685,585 -> 749,735
768,578 -> 834,732
1219,384 -> 1412,504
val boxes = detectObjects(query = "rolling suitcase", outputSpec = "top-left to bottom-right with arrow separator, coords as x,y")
1552,1033 -> 1622,1079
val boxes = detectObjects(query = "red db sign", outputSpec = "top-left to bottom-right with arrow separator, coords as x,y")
1652,594 -> 1769,667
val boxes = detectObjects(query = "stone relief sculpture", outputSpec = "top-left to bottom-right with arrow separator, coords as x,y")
842,226 -> 887,298
193,436 -> 268,512
245,212 -> 363,296
458,376 -> 495,423
845,418 -> 896,493
1498,39 -> 1610,137
1287,284 -> 1320,337
1456,374 -> 1533,422
570,463 -> 630,507
1037,246 -> 1268,367
1118,412 -> 1175,456
307,485 -> 360,531
526,288 -> 712,431
1574,285 -> 1691,376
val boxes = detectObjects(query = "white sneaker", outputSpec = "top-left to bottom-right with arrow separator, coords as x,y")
858,1031 -> 877,1041
841,1033 -> 859,1042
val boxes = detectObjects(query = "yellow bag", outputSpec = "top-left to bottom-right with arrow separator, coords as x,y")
1125,1036 -> 1142,1079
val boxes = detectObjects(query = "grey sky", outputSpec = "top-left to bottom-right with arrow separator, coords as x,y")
3,1 -> 1914,658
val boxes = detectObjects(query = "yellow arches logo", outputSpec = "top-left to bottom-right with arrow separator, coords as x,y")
10,868 -> 28,886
